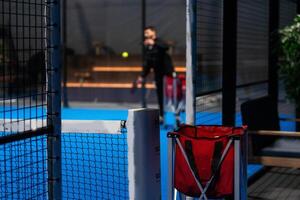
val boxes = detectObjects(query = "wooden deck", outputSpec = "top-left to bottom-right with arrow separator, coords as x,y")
248,167 -> 300,200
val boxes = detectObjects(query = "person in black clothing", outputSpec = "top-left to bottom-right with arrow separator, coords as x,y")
138,26 -> 174,122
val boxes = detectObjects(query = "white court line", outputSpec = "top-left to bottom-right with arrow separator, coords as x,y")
62,120 -> 126,134
0,99 -> 17,104
0,119 -> 126,134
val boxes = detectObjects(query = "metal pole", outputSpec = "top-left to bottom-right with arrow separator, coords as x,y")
242,133 -> 248,199
141,0 -> 147,108
182,0 -> 197,198
186,0 -> 197,125
48,0 -> 62,199
268,0 -> 279,105
297,0 -> 300,132
62,0 -> 69,107
167,136 -> 176,200
222,0 -> 238,126
234,138 -> 241,200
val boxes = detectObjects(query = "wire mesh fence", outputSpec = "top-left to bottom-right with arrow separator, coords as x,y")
0,135 -> 48,199
277,0 -> 298,132
193,0 -> 298,127
195,0 -> 223,125
279,0 -> 298,29
0,0 -> 58,199
236,0 -> 269,86
235,0 -> 298,129
195,92 -> 222,125
0,0 -> 49,137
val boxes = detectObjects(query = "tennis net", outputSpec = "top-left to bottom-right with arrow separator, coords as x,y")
61,109 -> 160,200
61,120 -> 128,200
0,135 -> 48,199
0,0 -> 54,198
0,109 -> 161,200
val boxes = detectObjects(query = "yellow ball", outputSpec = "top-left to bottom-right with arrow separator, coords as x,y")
122,51 -> 129,58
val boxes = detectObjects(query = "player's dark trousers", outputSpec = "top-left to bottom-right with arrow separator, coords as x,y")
155,78 -> 164,117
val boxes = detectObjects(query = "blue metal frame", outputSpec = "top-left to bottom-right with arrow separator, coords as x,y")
222,0 -> 238,126
48,0 -> 62,199
268,0 -> 279,105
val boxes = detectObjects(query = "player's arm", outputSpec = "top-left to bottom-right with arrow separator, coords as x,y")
140,60 -> 151,81
140,39 -> 154,79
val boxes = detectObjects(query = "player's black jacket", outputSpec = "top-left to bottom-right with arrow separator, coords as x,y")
141,38 -> 174,117
141,38 -> 174,79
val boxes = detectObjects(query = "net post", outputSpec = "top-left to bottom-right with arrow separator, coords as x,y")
47,0 -> 62,199
127,108 -> 160,200
186,0 -> 197,126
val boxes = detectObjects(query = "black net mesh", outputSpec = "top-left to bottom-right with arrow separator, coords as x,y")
235,0 -> 298,128
236,0 -> 269,86
62,132 -> 129,200
235,0 -> 269,125
0,0 -> 51,199
279,0 -> 298,29
0,0 -> 48,136
278,0 -> 298,131
194,0 -> 298,127
195,0 -> 223,125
